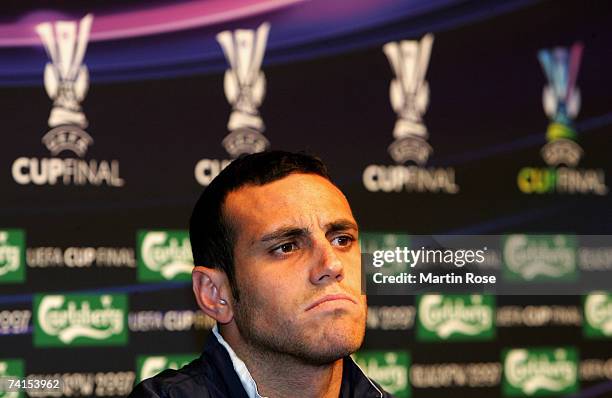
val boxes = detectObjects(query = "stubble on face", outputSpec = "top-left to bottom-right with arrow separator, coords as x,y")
232,280 -> 367,365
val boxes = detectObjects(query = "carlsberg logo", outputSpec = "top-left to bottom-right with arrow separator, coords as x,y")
503,235 -> 577,281
584,292 -> 612,338
417,294 -> 494,341
137,354 -> 196,382
0,230 -> 25,284
34,293 -> 127,347
137,230 -> 193,282
503,347 -> 578,396
353,351 -> 410,398
0,359 -> 24,398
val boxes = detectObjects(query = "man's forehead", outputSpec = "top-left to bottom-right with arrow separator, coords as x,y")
223,173 -> 355,236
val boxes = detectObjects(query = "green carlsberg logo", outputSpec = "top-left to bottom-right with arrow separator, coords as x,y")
34,293 -> 127,347
353,351 -> 410,398
136,354 -> 196,383
417,294 -> 495,341
584,292 -> 612,338
137,230 -> 193,282
0,359 -> 24,398
503,347 -> 578,396
503,235 -> 577,281
0,230 -> 25,284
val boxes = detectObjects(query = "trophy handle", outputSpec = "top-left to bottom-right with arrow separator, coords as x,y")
389,79 -> 404,115
415,81 -> 429,117
224,70 -> 239,105
542,85 -> 556,120
74,65 -> 89,102
44,63 -> 59,100
566,87 -> 580,119
251,72 -> 265,108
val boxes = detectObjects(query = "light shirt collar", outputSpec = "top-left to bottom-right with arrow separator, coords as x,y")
212,324 -> 383,398
212,324 -> 267,398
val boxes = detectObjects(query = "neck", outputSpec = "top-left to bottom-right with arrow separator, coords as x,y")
220,325 -> 344,398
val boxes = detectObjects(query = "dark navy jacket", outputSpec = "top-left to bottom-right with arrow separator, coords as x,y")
129,333 -> 392,398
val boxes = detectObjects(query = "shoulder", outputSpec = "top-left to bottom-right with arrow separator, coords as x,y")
128,357 -> 211,398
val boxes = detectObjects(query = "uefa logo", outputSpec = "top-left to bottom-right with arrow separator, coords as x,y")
517,42 -> 606,195
194,23 -> 272,186
11,14 -> 124,187
362,34 -> 458,194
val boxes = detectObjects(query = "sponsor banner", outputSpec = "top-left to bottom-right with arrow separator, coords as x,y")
579,245 -> 612,271
33,293 -> 128,347
27,246 -> 135,268
416,294 -> 495,341
136,354 -> 197,383
0,230 -> 26,284
583,292 -> 612,338
410,362 -> 501,388
367,305 -> 415,331
502,235 -> 577,282
502,347 -> 578,397
362,235 -> 612,294
25,371 -> 134,397
496,305 -> 581,328
0,359 -> 24,398
353,351 -> 410,398
580,358 -> 612,382
128,310 -> 215,332
378,236 -> 612,273
0,310 -> 31,336
137,230 -> 193,282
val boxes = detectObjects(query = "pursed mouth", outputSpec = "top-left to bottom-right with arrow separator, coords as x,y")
305,294 -> 356,311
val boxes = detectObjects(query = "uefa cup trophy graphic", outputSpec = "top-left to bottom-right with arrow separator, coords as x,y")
36,14 -> 94,157
217,23 -> 271,157
384,34 -> 434,166
538,43 -> 584,167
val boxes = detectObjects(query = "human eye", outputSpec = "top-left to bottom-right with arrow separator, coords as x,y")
270,242 -> 299,256
331,235 -> 354,248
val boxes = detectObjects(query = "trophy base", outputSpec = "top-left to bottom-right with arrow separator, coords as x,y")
49,107 -> 88,130
393,118 -> 428,139
222,129 -> 270,158
546,121 -> 577,142
42,125 -> 94,157
388,136 -> 432,166
541,138 -> 583,167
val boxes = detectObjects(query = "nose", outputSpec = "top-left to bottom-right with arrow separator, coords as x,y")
309,237 -> 344,285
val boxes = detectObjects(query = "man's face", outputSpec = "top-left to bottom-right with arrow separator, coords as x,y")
224,173 -> 366,365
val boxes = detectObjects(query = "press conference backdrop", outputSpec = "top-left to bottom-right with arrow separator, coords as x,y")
1,0 -> 611,397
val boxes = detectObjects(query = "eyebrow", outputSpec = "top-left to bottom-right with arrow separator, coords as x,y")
258,219 -> 358,244
325,219 -> 359,234
259,227 -> 310,245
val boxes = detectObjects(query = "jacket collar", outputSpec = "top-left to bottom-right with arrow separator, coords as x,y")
201,329 -> 250,398
211,325 -> 265,397
340,356 -> 384,398
204,329 -> 384,398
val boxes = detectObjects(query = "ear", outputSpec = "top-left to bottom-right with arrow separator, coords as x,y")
192,266 -> 234,324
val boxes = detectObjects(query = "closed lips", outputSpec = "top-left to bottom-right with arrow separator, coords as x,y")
306,294 -> 356,311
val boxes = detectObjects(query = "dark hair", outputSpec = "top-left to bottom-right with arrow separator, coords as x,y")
189,151 -> 331,299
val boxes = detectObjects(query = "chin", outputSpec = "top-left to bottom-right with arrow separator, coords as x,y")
298,319 -> 365,365
296,337 -> 361,366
